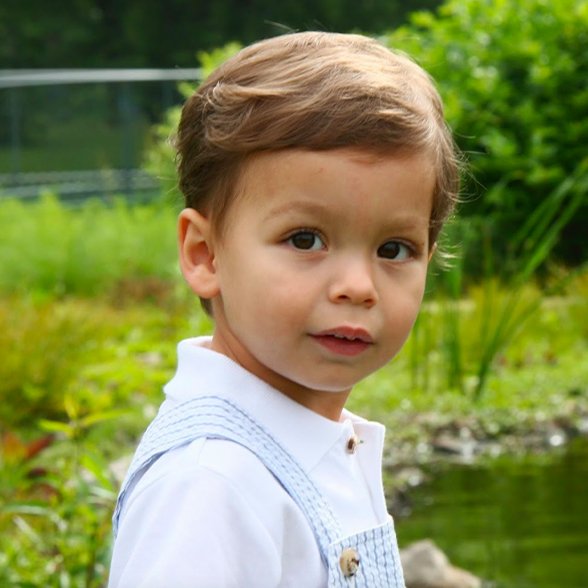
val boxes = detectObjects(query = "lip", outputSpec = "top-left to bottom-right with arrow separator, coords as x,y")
310,326 -> 373,357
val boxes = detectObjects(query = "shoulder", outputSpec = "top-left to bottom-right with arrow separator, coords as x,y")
132,437 -> 286,515
120,437 -> 296,543
111,438 -> 323,588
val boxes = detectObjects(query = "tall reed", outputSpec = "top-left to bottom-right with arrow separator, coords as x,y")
411,161 -> 588,400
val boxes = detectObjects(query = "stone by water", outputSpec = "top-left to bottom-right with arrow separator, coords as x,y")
394,436 -> 588,588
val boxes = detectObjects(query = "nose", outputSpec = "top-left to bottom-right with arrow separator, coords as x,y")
328,256 -> 378,307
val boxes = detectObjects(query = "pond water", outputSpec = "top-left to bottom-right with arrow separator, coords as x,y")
395,436 -> 588,588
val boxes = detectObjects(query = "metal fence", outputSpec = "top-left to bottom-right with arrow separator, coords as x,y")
0,169 -> 161,204
0,68 -> 201,201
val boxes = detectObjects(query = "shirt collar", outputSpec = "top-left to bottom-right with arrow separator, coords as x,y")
163,337 -> 385,472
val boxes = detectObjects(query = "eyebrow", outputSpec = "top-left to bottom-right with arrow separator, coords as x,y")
262,200 -> 329,222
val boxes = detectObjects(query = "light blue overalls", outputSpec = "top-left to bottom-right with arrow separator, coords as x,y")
113,396 -> 406,587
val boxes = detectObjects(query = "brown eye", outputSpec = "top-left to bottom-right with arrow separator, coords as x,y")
288,231 -> 323,250
377,241 -> 410,260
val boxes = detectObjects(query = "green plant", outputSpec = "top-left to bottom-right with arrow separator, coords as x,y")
0,416 -> 118,587
385,0 -> 588,267
351,282 -> 587,425
0,297 -> 114,427
0,292 -> 215,586
0,194 -> 179,299
0,295 -> 211,429
394,156 -> 587,402
468,162 -> 585,399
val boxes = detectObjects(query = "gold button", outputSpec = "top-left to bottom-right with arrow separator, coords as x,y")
339,547 -> 360,577
346,434 -> 360,454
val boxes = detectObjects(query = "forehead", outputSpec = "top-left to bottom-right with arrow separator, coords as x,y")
238,147 -> 434,201
223,148 -> 435,233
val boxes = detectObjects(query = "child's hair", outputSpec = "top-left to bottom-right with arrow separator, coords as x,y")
176,31 -> 461,309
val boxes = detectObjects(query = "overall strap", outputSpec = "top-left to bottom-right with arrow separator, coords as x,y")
326,522 -> 405,588
112,395 -> 343,564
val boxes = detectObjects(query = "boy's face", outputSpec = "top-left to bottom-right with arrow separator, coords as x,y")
201,149 -> 434,419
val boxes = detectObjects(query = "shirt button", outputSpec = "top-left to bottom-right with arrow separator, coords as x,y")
339,547 -> 360,577
346,434 -> 360,454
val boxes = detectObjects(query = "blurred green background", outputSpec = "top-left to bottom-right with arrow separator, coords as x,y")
0,0 -> 586,586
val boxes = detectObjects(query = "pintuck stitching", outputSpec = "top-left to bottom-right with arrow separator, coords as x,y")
113,395 -> 405,587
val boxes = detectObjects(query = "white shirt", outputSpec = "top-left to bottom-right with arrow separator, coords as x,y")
109,337 -> 390,588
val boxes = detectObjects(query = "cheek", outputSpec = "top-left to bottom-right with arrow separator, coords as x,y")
258,282 -> 309,327
406,280 -> 427,319
220,262 -> 299,329
383,275 -> 427,328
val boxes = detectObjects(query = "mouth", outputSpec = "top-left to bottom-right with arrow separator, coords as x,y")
310,326 -> 373,357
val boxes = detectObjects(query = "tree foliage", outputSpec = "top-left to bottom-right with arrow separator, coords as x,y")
0,0 -> 440,67
385,0 -> 588,265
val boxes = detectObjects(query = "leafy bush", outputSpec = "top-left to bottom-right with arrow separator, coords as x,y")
0,194 -> 179,299
385,0 -> 588,266
0,294 -> 213,586
423,166 -> 588,399
0,297 -> 110,426
0,294 -> 212,430
0,420 -> 117,587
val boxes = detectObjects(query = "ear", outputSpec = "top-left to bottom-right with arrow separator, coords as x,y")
428,241 -> 437,262
178,208 -> 220,299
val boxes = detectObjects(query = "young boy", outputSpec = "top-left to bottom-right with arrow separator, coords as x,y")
109,31 -> 460,588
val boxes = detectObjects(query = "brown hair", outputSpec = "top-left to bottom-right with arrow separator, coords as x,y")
176,30 -> 460,245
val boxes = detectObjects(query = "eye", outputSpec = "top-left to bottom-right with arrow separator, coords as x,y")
287,230 -> 324,251
377,241 -> 412,260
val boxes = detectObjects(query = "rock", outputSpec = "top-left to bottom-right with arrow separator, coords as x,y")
431,427 -> 478,462
400,540 -> 482,588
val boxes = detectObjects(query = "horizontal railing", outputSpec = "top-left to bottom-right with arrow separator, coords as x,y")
0,169 -> 162,201
0,68 -> 201,88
